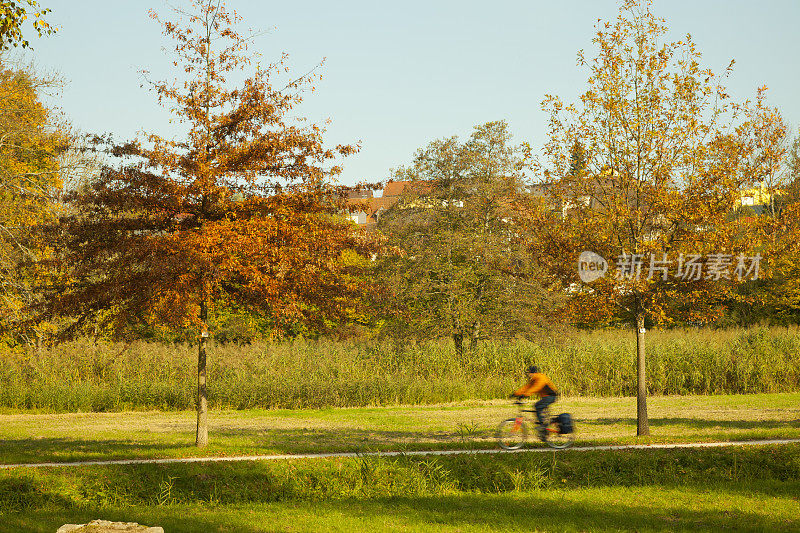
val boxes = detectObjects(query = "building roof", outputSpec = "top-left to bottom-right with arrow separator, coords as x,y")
345,180 -> 434,226
345,188 -> 373,199
382,180 -> 432,197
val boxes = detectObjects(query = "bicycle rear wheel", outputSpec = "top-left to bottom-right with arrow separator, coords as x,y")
497,417 -> 529,450
544,416 -> 575,449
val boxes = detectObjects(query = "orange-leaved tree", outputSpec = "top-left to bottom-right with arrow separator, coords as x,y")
38,0 -> 382,446
529,0 -> 788,435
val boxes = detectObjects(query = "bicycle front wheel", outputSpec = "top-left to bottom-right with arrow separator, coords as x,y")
544,417 -> 575,449
497,417 -> 529,450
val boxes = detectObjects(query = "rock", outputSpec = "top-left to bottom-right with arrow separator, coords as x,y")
56,520 -> 164,533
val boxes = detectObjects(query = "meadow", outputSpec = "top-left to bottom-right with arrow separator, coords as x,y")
0,392 -> 797,464
1,328 -> 799,531
1,443 -> 799,532
1,326 -> 799,412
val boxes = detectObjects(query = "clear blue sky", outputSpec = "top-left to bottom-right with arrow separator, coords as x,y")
17,0 -> 800,186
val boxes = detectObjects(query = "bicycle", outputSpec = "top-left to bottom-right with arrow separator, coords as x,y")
497,399 -> 575,450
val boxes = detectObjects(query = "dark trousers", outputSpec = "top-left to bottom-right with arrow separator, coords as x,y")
535,394 -> 557,425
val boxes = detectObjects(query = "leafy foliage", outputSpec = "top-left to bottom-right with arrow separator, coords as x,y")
0,62 -> 67,339
0,0 -> 54,50
376,121 -> 560,354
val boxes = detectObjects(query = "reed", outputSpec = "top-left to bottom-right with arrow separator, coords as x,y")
0,326 -> 798,411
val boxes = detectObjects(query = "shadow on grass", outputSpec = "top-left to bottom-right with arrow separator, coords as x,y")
210,426 -> 495,451
2,489 -> 797,533
0,437 -> 193,464
0,476 -> 73,513
1,442 -> 799,531
2,417 -> 797,466
587,417 -> 800,430
0,508 -> 265,533
355,491 -> 797,533
0,426 -> 497,464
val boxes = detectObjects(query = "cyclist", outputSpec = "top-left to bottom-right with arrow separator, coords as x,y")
511,365 -> 559,440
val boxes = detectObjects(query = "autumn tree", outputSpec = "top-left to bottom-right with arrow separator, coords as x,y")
0,0 -> 59,340
37,1 -> 381,446
744,132 -> 800,322
0,61 -> 68,340
377,121 -> 559,355
530,0 -> 788,435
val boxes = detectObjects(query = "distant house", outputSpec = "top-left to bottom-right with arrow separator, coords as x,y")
345,180 -> 432,228
345,188 -> 374,225
735,183 -> 782,214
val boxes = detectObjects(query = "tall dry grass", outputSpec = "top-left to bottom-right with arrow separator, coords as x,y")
0,327 -> 797,412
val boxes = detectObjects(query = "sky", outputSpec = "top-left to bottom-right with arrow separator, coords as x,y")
14,0 -> 800,187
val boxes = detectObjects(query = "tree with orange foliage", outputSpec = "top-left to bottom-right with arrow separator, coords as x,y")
38,1 -> 381,446
529,0 -> 788,435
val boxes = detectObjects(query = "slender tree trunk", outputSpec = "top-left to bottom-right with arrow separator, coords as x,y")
196,300 -> 209,447
453,332 -> 464,359
469,322 -> 479,352
635,312 -> 650,436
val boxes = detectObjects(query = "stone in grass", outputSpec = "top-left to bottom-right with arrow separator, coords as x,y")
56,519 -> 164,533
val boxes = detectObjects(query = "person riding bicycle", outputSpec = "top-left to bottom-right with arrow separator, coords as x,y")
511,365 -> 558,440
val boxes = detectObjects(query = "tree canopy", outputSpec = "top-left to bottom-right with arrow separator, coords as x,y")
529,0 -> 789,435
0,62 -> 67,340
38,0 -> 382,445
377,121 -> 560,354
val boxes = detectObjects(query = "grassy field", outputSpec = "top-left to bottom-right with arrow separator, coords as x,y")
0,392 -> 798,464
5,483 -> 800,532
0,393 -> 798,531
1,444 -> 799,532
2,326 -> 799,411
1,330 -> 798,530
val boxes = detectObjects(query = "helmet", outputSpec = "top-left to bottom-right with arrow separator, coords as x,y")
526,365 -> 539,374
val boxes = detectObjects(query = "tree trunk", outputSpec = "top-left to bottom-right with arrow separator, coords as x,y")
196,300 -> 209,447
469,322 -> 479,352
453,332 -> 464,359
635,312 -> 650,436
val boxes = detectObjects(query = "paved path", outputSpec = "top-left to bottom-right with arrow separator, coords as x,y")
2,438 -> 799,470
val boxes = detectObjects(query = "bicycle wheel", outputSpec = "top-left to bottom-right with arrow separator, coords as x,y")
497,417 -> 529,450
544,416 -> 575,449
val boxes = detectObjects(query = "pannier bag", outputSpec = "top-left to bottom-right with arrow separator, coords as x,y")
556,413 -> 573,434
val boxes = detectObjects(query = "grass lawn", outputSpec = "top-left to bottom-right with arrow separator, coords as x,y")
2,481 -> 799,532
0,437 -> 798,532
0,392 -> 798,465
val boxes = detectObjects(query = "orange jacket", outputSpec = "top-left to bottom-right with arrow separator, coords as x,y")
514,372 -> 558,398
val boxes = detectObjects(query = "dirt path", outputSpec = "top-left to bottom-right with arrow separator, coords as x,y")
2,438 -> 799,470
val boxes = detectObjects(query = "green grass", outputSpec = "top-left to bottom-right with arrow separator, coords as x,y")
0,392 -> 798,465
1,444 -> 799,532
4,489 -> 799,533
1,326 -> 800,411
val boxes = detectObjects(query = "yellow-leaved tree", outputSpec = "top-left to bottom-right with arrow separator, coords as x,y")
528,0 -> 789,435
0,61 -> 68,341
